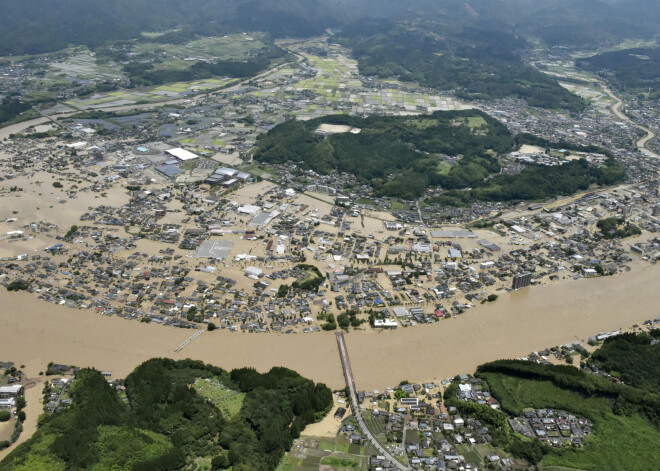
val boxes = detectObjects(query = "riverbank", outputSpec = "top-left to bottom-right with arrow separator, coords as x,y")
0,263 -> 657,391
0,262 -> 657,457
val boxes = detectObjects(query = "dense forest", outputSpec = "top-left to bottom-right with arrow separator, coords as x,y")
1,0 -> 658,56
254,110 -> 513,199
0,358 -> 332,471
466,156 -> 625,203
589,331 -> 660,391
0,98 -> 36,128
254,111 -> 625,201
338,20 -> 586,111
576,47 -> 660,95
0,0 -> 342,55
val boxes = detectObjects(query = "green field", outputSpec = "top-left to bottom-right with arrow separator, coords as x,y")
457,443 -> 484,466
193,377 -> 245,420
277,436 -> 370,471
481,372 -> 660,470
320,455 -> 361,469
388,201 -> 408,210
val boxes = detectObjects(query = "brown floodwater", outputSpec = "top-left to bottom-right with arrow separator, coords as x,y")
0,264 -> 657,458
0,263 -> 657,393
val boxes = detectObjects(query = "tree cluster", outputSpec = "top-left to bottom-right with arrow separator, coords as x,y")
124,46 -> 289,86
254,110 -> 514,199
590,331 -> 660,392
596,217 -> 642,239
0,359 -> 332,471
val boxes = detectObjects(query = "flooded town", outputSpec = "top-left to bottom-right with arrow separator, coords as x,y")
1,17 -> 660,471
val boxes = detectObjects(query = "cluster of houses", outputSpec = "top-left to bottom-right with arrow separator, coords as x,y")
510,409 -> 591,446
1,157 -> 658,335
341,378 -> 519,470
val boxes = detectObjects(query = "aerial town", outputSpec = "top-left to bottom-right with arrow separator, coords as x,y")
1,11 -> 660,471
0,103 -> 658,334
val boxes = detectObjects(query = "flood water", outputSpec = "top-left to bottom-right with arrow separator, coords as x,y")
0,263 -> 657,391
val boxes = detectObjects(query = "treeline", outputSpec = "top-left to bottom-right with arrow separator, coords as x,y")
590,331 -> 660,391
427,155 -> 625,206
576,47 -> 660,94
2,0 -> 660,56
338,20 -> 586,111
470,157 -> 625,202
254,110 -> 514,199
0,358 -> 332,471
124,46 -> 290,86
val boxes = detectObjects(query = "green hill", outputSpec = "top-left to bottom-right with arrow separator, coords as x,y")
0,359 -> 333,471
338,20 -> 586,111
1,0 -> 659,56
447,332 -> 660,470
576,47 -> 660,96
253,111 -> 625,201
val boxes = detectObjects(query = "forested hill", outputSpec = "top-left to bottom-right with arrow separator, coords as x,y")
0,359 -> 333,471
253,111 -> 625,201
0,0 -> 343,55
576,47 -> 660,96
255,110 -> 513,199
337,20 -> 586,111
1,0 -> 659,55
589,331 -> 660,392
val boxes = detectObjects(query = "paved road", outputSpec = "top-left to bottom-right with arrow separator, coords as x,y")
335,331 -> 410,471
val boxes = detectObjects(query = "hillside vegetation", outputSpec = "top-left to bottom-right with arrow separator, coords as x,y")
1,0 -> 659,56
466,332 -> 660,470
338,20 -> 586,111
255,110 -> 511,199
254,111 -> 625,201
0,358 -> 333,471
589,331 -> 660,391
576,47 -> 660,96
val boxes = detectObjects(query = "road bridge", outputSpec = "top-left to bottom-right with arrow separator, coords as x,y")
335,331 -> 410,470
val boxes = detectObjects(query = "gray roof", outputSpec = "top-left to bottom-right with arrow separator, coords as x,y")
156,164 -> 183,178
